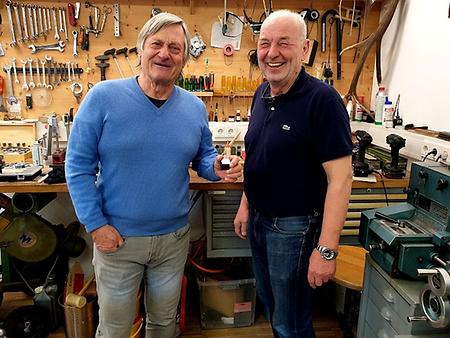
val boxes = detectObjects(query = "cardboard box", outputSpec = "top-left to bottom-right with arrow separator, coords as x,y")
197,276 -> 256,329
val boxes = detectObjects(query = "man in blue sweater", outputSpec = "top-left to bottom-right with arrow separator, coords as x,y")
65,13 -> 242,338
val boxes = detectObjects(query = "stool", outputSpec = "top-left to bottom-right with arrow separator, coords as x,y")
332,245 -> 367,338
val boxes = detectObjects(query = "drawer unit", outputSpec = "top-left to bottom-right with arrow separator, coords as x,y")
205,190 -> 251,258
343,188 -> 407,244
357,257 -> 449,337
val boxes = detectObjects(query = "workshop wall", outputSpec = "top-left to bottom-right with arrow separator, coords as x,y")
0,0 -> 381,122
372,0 -> 450,131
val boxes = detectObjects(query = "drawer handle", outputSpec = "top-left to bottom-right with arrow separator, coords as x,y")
382,290 -> 394,303
380,307 -> 392,322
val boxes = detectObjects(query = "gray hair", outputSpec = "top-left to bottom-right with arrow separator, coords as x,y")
136,12 -> 191,65
262,10 -> 307,40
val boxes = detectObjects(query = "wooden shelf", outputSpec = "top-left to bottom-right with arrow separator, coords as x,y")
193,91 -> 255,97
193,91 -> 214,97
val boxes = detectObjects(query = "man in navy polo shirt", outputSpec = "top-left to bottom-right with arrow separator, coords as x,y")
234,9 -> 353,338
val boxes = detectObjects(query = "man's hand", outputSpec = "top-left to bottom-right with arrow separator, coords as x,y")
234,205 -> 249,239
307,249 -> 336,288
214,155 -> 242,182
91,224 -> 124,253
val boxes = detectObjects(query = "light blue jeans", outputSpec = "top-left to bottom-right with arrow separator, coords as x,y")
93,223 -> 190,338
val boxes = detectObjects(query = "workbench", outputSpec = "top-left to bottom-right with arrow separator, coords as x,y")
0,169 -> 409,257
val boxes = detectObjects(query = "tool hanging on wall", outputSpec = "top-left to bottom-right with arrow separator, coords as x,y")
243,0 -> 272,35
190,33 -> 206,58
95,55 -> 110,81
104,48 -> 124,78
116,47 -> 136,75
299,8 -> 320,67
321,9 -> 342,80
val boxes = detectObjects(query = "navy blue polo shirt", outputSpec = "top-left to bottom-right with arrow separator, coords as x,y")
244,68 -> 352,217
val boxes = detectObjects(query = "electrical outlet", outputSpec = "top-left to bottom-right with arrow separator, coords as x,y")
421,144 -> 438,161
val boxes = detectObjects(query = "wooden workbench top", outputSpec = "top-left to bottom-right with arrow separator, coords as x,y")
0,169 -> 408,193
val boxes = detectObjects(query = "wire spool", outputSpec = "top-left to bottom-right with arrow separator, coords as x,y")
0,213 -> 57,263
223,44 -> 234,56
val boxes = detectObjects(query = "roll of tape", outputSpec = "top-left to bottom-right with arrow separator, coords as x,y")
223,44 -> 234,56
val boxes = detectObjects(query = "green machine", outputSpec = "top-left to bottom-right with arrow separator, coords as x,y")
359,162 -> 450,329
360,162 -> 450,280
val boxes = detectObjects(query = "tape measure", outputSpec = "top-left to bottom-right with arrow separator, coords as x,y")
223,44 -> 234,56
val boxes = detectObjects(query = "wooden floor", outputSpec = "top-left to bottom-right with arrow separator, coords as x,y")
0,287 -> 347,338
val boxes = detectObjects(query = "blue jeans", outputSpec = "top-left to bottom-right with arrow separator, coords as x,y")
248,209 -> 321,338
93,223 -> 190,338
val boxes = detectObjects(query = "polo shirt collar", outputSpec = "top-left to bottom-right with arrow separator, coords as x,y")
261,67 -> 307,102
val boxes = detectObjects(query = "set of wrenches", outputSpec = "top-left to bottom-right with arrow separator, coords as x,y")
5,1 -> 70,47
3,57 -> 82,96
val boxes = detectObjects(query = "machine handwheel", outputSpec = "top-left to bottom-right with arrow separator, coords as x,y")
4,305 -> 48,338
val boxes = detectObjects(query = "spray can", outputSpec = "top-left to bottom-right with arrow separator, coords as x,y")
375,86 -> 386,125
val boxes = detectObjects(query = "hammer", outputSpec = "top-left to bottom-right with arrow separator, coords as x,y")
65,274 -> 95,308
104,48 -> 125,78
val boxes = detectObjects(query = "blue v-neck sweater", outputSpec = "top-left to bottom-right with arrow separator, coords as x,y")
65,77 -> 219,236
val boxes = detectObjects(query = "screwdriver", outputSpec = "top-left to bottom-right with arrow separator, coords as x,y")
0,75 -> 7,113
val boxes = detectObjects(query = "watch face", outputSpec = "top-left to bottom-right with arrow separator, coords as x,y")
322,249 -> 335,260
317,245 -> 337,260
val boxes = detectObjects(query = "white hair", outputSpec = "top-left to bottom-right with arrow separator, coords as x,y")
262,10 -> 307,40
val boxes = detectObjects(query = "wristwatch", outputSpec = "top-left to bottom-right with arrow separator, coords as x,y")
316,245 -> 338,260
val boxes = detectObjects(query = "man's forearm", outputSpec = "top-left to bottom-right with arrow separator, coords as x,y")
317,177 -> 352,249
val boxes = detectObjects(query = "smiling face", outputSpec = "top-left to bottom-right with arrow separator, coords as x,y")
257,14 -> 309,96
139,24 -> 186,90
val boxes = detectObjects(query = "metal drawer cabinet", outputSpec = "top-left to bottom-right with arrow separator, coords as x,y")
357,257 -> 449,338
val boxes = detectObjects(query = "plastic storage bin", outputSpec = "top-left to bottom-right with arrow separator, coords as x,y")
197,276 -> 256,329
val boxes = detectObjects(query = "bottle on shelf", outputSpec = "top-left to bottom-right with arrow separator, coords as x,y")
383,98 -> 394,128
355,96 -> 364,121
236,109 -> 241,122
213,103 -> 218,122
375,86 -> 386,125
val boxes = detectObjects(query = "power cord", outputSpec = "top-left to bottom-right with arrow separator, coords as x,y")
373,170 -> 389,206
422,148 -> 438,162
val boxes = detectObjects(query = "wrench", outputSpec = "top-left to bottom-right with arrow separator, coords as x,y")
53,61 -> 59,86
27,4 -> 35,40
21,60 -> 29,92
32,5 -> 39,39
52,7 -> 60,40
5,1 -> 17,47
28,41 -> 65,54
21,4 -> 29,41
27,58 -> 35,89
72,30 -> 78,57
47,8 -> 52,32
38,6 -> 44,36
11,58 -> 19,84
59,8 -> 64,34
63,8 -> 69,40
67,61 -> 72,82
42,6 -> 48,34
35,59 -> 42,87
4,64 -> 18,104
45,55 -> 54,89
13,2 -> 23,43
41,59 -> 48,88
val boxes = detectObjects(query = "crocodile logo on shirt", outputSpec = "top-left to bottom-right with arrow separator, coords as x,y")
282,125 -> 291,131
